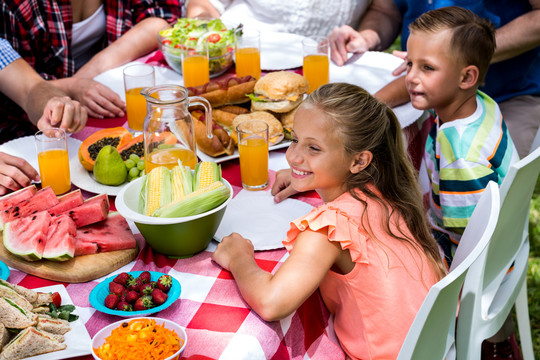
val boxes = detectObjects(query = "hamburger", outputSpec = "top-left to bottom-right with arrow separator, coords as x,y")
248,71 -> 309,113
231,111 -> 285,146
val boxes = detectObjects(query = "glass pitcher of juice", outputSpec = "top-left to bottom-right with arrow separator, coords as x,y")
141,85 -> 212,172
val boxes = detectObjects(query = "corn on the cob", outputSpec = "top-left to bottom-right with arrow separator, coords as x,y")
171,164 -> 193,201
139,166 -> 172,216
194,161 -> 221,190
152,181 -> 229,218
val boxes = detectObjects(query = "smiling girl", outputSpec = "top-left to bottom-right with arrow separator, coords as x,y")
212,83 -> 446,360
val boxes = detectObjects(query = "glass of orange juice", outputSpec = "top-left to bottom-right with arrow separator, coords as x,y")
181,39 -> 210,88
302,36 -> 330,94
123,64 -> 155,131
35,128 -> 71,195
235,28 -> 261,79
237,120 -> 269,190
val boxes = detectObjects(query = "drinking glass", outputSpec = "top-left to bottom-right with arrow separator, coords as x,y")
235,28 -> 261,79
182,39 -> 210,88
35,128 -> 71,195
123,64 -> 155,131
302,36 -> 330,94
237,120 -> 269,190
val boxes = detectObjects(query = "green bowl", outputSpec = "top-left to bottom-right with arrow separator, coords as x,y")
115,176 -> 232,258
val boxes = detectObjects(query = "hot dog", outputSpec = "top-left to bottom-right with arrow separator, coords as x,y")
187,76 -> 256,108
191,110 -> 235,157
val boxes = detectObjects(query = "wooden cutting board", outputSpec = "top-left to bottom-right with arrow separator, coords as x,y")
0,234 -> 138,283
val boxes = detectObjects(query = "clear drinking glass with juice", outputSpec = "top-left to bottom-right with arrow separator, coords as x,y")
302,37 -> 330,94
35,128 -> 71,195
123,64 -> 155,131
237,120 -> 269,190
182,40 -> 210,88
235,28 -> 261,79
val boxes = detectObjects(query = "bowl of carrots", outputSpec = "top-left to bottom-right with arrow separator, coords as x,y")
91,317 -> 187,360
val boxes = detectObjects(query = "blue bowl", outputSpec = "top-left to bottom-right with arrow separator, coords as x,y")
89,271 -> 180,317
0,260 -> 9,280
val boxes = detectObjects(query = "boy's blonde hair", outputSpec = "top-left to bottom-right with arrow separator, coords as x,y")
409,6 -> 496,84
305,83 -> 446,280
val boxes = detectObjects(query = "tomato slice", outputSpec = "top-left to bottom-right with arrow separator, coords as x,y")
51,291 -> 62,308
207,33 -> 221,43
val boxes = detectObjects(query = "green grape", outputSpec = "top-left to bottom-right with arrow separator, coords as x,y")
129,167 -> 139,178
137,160 -> 145,171
139,169 -> 145,177
125,159 -> 135,169
129,154 -> 140,163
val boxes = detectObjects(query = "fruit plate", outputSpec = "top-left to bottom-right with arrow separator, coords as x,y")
89,271 -> 181,317
27,284 -> 92,360
0,259 -> 9,280
70,157 -> 126,196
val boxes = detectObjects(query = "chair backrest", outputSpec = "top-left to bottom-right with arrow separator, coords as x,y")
530,126 -> 540,153
397,182 -> 500,360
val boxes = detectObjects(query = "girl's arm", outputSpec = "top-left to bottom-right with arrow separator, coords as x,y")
212,229 -> 342,321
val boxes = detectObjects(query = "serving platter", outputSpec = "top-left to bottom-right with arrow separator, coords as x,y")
25,285 -> 92,360
70,157 -> 126,196
260,32 -> 305,70
0,259 -> 9,280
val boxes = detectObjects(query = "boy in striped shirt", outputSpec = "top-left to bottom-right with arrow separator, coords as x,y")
404,7 -> 519,267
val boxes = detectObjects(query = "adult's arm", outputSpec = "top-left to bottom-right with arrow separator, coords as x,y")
328,0 -> 402,66
491,0 -> 540,63
186,0 -> 221,18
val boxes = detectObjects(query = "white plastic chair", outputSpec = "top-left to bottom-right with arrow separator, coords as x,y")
530,126 -> 540,153
455,146 -> 540,360
397,182 -> 500,360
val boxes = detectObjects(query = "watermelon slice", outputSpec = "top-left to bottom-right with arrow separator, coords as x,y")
43,214 -> 77,261
0,185 -> 37,214
75,212 -> 136,256
63,193 -> 109,228
0,187 -> 58,230
48,189 -> 84,216
3,211 -> 51,261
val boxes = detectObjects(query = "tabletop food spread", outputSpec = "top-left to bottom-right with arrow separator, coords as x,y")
0,17 -> 428,360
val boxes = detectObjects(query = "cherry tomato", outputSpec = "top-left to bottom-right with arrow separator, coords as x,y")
174,44 -> 186,50
51,292 -> 62,308
162,39 -> 172,46
207,33 -> 221,43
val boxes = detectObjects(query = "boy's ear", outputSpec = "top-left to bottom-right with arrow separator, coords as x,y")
460,65 -> 479,90
350,151 -> 373,174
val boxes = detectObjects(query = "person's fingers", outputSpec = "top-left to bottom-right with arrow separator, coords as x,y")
273,185 -> 297,203
328,28 -> 351,66
392,62 -> 407,76
392,50 -> 407,60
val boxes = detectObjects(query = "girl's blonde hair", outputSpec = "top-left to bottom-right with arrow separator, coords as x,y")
305,83 -> 446,279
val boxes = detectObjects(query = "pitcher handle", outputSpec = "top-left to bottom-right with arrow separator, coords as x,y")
189,96 -> 213,140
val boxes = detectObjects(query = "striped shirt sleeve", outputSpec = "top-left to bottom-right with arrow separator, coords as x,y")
0,38 -> 20,70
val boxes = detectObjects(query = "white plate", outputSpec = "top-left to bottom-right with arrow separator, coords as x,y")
0,136 -> 81,179
25,285 -> 92,360
197,140 -> 291,163
70,157 -> 126,196
260,32 -> 305,70
93,62 -> 184,101
330,51 -> 423,128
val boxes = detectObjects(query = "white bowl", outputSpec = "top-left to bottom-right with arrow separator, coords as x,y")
91,317 -> 187,360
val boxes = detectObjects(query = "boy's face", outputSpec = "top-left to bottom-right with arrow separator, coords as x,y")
405,29 -> 466,113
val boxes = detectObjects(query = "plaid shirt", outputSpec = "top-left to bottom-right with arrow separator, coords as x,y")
0,0 -> 182,142
0,38 -> 20,70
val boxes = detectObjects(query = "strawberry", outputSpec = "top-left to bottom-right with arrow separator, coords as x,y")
149,281 -> 157,289
109,281 -> 126,296
104,294 -> 119,309
151,288 -> 168,306
119,290 -> 128,302
116,301 -> 133,311
127,277 -> 143,292
133,296 -> 153,311
140,283 -> 154,296
126,290 -> 140,304
113,272 -> 133,287
138,271 -> 151,284
156,275 -> 172,293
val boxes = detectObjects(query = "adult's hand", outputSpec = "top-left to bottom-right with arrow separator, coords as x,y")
271,169 -> 298,203
212,232 -> 255,271
328,25 -> 373,66
0,152 -> 39,195
391,50 -> 408,76
37,96 -> 87,133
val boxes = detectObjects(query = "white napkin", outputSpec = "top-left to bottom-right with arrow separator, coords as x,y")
214,189 -> 313,250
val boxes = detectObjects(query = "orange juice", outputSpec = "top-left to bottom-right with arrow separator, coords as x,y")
182,55 -> 210,87
303,54 -> 329,94
145,148 -> 197,172
125,87 -> 147,131
235,47 -> 261,79
238,136 -> 268,189
38,149 -> 70,195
